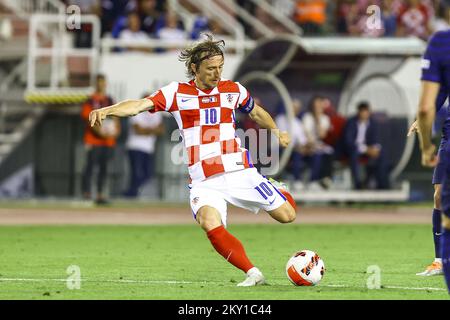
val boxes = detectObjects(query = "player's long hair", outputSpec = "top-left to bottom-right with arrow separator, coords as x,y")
179,34 -> 225,79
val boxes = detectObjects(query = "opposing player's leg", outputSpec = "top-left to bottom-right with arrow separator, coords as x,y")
440,144 -> 450,293
417,145 -> 445,276
191,187 -> 265,286
417,184 -> 443,276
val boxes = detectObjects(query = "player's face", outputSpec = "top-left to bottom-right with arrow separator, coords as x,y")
358,109 -> 370,121
195,55 -> 224,89
96,77 -> 106,93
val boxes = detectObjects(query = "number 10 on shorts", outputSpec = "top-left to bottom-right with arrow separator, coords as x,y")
254,182 -> 273,200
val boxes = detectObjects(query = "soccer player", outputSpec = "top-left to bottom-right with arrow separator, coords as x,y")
416,29 -> 450,292
88,35 -> 297,286
408,114 -> 445,276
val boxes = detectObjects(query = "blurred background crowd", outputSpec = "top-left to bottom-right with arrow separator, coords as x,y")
62,0 -> 450,48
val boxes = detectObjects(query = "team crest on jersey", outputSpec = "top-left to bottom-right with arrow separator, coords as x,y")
201,96 -> 217,104
226,94 -> 234,104
192,197 -> 200,205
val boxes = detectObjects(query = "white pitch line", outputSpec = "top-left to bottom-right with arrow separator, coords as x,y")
383,285 -> 446,292
0,278 -> 208,285
0,278 -> 447,291
321,284 -> 447,292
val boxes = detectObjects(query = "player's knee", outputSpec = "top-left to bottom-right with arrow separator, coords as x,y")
285,207 -> 296,223
196,206 -> 222,231
434,185 -> 441,209
442,215 -> 450,230
277,205 -> 296,223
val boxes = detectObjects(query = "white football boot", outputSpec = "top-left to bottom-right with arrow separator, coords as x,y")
416,260 -> 443,276
237,267 -> 266,287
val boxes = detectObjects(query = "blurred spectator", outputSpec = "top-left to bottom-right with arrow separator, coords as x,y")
190,16 -> 231,42
335,0 -> 355,34
156,11 -> 186,50
101,0 -> 137,36
301,95 -> 334,189
322,98 -> 347,186
123,95 -> 164,198
397,0 -> 432,40
190,15 -> 210,39
430,1 -> 450,32
302,95 -> 333,155
345,2 -> 370,36
138,0 -> 163,35
275,99 -> 310,191
444,0 -> 450,21
271,0 -> 296,17
80,74 -> 121,204
342,102 -> 390,190
293,0 -> 328,35
119,12 -> 152,52
323,98 -> 346,148
380,0 -> 398,36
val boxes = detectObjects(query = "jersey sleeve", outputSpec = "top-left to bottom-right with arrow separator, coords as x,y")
421,32 -> 443,83
236,82 -> 255,114
146,81 -> 178,113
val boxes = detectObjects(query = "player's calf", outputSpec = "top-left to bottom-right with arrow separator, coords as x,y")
197,205 -> 258,280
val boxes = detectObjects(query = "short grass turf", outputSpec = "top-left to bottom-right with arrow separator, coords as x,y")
0,224 -> 448,300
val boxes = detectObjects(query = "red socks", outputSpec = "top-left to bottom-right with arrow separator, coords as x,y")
206,225 -> 254,273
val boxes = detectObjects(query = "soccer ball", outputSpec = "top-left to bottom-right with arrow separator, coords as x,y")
286,250 -> 325,286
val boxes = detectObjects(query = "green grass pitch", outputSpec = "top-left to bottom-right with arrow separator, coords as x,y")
0,224 -> 448,299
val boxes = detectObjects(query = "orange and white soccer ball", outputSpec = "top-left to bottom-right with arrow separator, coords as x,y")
286,250 -> 325,286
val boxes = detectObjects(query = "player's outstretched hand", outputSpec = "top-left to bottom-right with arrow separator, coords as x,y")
407,120 -> 418,137
89,109 -> 107,128
278,131 -> 291,148
421,144 -> 438,167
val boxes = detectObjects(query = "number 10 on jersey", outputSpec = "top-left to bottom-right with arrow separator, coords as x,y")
204,108 -> 218,124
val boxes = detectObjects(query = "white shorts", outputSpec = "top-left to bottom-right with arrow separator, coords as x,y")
189,168 -> 287,226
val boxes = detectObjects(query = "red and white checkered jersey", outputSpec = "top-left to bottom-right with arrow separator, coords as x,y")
147,79 -> 255,183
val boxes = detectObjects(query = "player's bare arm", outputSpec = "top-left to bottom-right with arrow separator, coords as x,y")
249,104 -> 290,148
417,80 -> 440,167
89,98 -> 154,128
